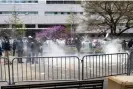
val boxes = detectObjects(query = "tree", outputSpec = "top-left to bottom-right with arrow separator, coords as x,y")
9,11 -> 26,38
3,4 -> 26,38
82,1 -> 133,36
0,28 -> 12,37
66,11 -> 79,39
36,25 -> 66,41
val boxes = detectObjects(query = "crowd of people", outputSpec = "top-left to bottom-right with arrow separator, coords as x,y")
69,37 -> 133,53
1,34 -> 133,64
0,36 -> 43,64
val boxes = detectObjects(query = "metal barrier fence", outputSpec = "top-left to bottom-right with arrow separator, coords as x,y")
82,53 -> 129,80
0,57 -> 11,84
12,56 -> 80,84
0,53 -> 131,85
129,51 -> 133,74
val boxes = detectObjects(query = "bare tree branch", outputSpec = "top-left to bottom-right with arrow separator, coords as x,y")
82,1 -> 133,36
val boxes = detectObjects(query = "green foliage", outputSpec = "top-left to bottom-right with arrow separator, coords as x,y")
66,11 -> 79,35
16,28 -> 26,37
12,19 -> 26,37
67,12 -> 78,25
65,24 -> 71,30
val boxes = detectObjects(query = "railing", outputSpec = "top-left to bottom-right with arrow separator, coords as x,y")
0,57 -> 11,84
0,52 -> 131,85
82,53 -> 129,80
12,56 -> 80,84
129,51 -> 133,74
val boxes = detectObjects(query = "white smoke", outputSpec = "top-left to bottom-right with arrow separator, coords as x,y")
103,39 -> 123,54
44,40 -> 65,56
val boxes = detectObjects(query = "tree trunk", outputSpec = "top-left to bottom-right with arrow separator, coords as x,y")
109,25 -> 117,38
110,26 -> 114,35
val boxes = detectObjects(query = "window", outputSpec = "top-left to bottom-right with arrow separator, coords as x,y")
1,0 -> 6,3
28,1 -> 32,3
73,12 -> 77,14
80,12 -> 83,14
25,24 -> 35,28
12,24 -> 22,28
28,11 -> 38,14
38,24 -> 47,28
46,1 -> 81,4
15,0 -> 19,3
67,12 -> 70,14
45,12 -> 55,15
54,12 -> 58,14
0,11 -> 38,15
0,24 -> 9,28
61,12 -> 64,14
34,0 -> 38,3
45,11 -> 83,15
0,0 -> 38,3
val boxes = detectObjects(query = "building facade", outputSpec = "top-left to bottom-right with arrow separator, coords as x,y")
0,0 -> 132,37
0,0 -> 83,30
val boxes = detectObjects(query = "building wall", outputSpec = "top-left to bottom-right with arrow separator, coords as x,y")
0,0 -> 132,34
0,0 -> 83,25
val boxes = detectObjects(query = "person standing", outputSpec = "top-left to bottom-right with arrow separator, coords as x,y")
2,36 -> 11,64
12,39 -> 17,56
38,41 -> 43,56
31,39 -> 39,64
31,41 -> 35,64
122,40 -> 127,51
0,44 -> 2,57
128,39 -> 133,49
16,38 -> 24,63
89,41 -> 93,52
0,44 -> 2,64
75,36 -> 82,53
26,36 -> 33,63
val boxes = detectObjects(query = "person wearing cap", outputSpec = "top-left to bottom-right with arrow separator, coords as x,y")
26,36 -> 33,63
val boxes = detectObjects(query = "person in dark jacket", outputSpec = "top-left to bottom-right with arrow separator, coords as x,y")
122,40 -> 127,50
75,36 -> 82,53
2,36 -> 11,64
0,45 -> 2,57
26,36 -> 37,63
3,36 -> 10,52
37,41 -> 43,56
26,37 -> 32,63
12,40 -> 17,56
31,39 -> 39,64
16,38 -> 24,63
128,39 -> 133,48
